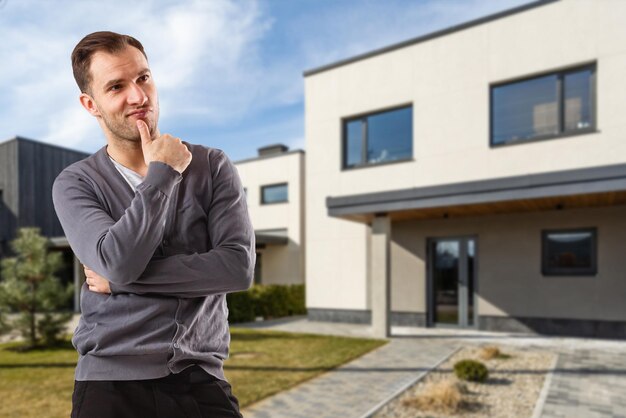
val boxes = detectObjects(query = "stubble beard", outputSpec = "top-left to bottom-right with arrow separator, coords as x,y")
99,104 -> 159,144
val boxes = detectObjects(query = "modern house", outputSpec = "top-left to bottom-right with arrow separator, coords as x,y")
303,0 -> 626,338
0,136 -> 90,311
235,144 -> 306,285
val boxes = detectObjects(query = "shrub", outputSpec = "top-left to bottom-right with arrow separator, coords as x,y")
454,359 -> 489,382
403,379 -> 466,413
479,345 -> 511,360
226,290 -> 256,323
226,284 -> 306,323
479,345 -> 500,360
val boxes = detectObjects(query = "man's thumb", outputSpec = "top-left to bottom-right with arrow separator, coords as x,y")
136,120 -> 151,146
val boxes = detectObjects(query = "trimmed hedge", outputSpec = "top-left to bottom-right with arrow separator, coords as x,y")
226,284 -> 306,323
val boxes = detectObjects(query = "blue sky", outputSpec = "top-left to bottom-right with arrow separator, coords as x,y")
0,0 -> 533,162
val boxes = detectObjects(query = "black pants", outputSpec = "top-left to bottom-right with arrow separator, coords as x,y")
71,366 -> 243,418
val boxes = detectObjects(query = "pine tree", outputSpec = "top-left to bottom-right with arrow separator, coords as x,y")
0,227 -> 73,348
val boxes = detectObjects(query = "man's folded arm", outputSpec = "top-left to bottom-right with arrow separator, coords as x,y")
52,161 -> 182,286
109,150 -> 255,298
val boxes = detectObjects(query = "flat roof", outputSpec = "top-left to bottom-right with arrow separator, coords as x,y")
303,0 -> 560,77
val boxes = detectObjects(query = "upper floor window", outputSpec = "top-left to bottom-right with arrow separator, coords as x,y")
343,105 -> 412,169
491,64 -> 595,146
261,183 -> 288,204
542,228 -> 597,276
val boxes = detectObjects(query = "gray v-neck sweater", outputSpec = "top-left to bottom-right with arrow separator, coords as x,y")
52,143 -> 255,381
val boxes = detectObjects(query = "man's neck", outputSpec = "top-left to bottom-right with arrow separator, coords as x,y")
105,140 -> 148,177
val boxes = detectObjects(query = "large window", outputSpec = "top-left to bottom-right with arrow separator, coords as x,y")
343,105 -> 413,169
491,64 -> 595,146
542,228 -> 597,276
261,183 -> 288,204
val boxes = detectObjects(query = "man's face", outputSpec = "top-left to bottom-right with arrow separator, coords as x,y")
83,46 -> 159,142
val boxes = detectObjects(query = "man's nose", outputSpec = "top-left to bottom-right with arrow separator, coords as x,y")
127,83 -> 148,106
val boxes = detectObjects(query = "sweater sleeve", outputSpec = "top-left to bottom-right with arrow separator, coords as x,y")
52,161 -> 182,286
108,150 -> 255,298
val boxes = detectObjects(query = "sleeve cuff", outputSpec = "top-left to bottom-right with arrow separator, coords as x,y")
141,161 -> 182,197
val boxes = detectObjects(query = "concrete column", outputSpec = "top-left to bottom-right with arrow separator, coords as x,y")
370,215 -> 391,338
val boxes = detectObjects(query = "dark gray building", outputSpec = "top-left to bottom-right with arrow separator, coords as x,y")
0,136 -> 90,311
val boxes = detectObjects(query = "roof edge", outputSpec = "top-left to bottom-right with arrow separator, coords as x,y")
303,0 -> 560,78
327,163 -> 626,211
234,148 -> 305,165
1,135 -> 92,156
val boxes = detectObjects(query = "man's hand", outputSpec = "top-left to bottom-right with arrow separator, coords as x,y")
137,120 -> 192,174
84,266 -> 112,294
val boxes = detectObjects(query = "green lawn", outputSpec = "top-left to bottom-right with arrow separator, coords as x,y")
0,327 -> 386,418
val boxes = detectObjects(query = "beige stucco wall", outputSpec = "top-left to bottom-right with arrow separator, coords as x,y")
391,205 -> 626,322
236,151 -> 305,285
305,0 -> 626,310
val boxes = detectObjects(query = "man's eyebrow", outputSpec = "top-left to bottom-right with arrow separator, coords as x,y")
102,69 -> 151,90
103,78 -> 123,90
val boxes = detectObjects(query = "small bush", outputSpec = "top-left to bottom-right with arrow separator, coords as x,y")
226,284 -> 306,323
479,345 -> 500,360
454,359 -> 489,382
479,345 -> 511,360
403,379 -> 466,413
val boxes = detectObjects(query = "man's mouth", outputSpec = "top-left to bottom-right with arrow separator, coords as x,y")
126,108 -> 151,118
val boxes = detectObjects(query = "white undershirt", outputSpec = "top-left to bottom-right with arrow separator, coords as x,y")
108,155 -> 167,227
108,155 -> 144,192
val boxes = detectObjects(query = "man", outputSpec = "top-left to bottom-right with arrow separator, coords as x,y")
52,31 -> 255,418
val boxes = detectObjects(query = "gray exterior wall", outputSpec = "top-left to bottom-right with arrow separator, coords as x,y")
0,137 -> 90,263
390,205 -> 626,324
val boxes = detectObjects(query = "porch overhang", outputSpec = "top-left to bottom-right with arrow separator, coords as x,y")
255,228 -> 289,246
327,163 -> 626,223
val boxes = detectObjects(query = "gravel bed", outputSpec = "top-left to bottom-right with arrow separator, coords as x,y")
374,345 -> 556,418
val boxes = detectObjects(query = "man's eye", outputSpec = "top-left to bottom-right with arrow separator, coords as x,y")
139,75 -> 149,82
110,85 -> 121,91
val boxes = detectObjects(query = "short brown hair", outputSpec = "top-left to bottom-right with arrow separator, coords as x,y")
71,31 -> 147,94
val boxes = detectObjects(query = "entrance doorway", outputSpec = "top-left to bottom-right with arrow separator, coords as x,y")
427,237 -> 477,328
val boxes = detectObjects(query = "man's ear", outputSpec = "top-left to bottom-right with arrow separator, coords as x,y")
79,92 -> 101,117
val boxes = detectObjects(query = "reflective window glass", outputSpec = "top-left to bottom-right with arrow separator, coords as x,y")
261,183 -> 288,204
343,106 -> 412,168
491,65 -> 594,145
543,229 -> 596,275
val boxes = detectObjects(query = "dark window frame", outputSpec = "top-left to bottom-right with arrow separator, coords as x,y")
541,227 -> 597,277
260,182 -> 288,205
341,104 -> 414,170
490,63 -> 597,147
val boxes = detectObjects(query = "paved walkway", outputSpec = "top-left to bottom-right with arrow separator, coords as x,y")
539,347 -> 626,418
236,318 -> 626,418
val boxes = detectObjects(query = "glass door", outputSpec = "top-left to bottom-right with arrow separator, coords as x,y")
429,237 -> 476,328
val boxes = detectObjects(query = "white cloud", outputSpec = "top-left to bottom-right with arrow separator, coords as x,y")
0,0 -> 273,149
